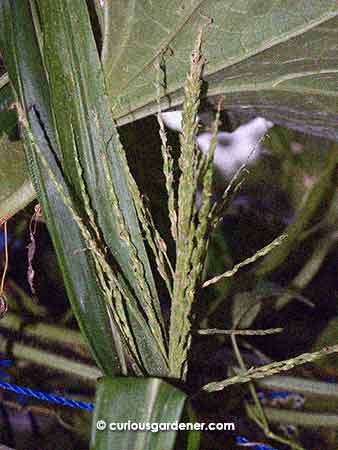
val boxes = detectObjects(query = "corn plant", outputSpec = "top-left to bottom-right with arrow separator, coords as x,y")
0,2 -> 337,449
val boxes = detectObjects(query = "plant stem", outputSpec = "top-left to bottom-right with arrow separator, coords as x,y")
204,343 -> 338,391
231,334 -> 269,430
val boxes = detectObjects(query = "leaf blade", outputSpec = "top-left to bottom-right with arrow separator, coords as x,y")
0,0 -> 123,375
0,135 -> 35,221
102,1 -> 338,140
91,377 -> 186,450
35,0 -> 168,374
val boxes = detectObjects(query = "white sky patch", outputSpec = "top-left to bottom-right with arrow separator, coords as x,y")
161,111 -> 273,179
160,111 -> 185,132
197,117 -> 274,178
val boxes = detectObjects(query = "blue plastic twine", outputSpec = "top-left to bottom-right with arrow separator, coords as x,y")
0,359 -> 94,410
0,360 -> 281,449
236,436 -> 280,450
0,379 -> 94,410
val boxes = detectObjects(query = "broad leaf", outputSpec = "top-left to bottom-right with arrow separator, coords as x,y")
0,135 -> 35,221
99,1 -> 338,140
0,0 -> 338,225
91,377 -> 186,450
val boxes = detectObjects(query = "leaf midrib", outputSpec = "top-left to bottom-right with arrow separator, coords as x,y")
114,68 -> 338,126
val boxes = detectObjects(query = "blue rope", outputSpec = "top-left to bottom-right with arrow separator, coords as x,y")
262,391 -> 290,400
0,359 -> 94,410
257,390 -> 302,401
236,436 -> 280,450
0,379 -> 94,410
0,360 -> 281,448
0,359 -> 13,367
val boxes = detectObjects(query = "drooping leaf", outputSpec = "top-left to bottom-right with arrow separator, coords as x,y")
91,377 -> 186,450
0,44 -> 37,223
0,0 -> 123,376
100,1 -> 338,141
203,227 -> 233,298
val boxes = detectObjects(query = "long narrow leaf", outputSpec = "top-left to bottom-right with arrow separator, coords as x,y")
0,0 -> 123,376
34,0 -> 168,374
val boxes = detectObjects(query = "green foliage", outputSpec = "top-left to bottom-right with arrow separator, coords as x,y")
256,143 -> 337,276
33,0 -> 168,376
0,74 -> 36,221
1,1 -> 338,221
99,1 -> 338,141
231,292 -> 262,330
91,377 -> 186,450
0,135 -> 35,221
0,0 -> 126,377
312,317 -> 338,371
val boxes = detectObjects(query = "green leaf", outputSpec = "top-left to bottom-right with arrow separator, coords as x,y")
0,135 -> 35,221
248,403 -> 338,428
101,1 -> 338,141
203,228 -> 233,298
34,0 -> 167,375
91,377 -> 186,450
231,292 -> 261,329
0,37 -> 37,223
256,143 -> 338,276
0,0 -> 123,376
312,317 -> 338,371
175,401 -> 202,450
1,0 -> 169,377
35,0 -> 160,307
